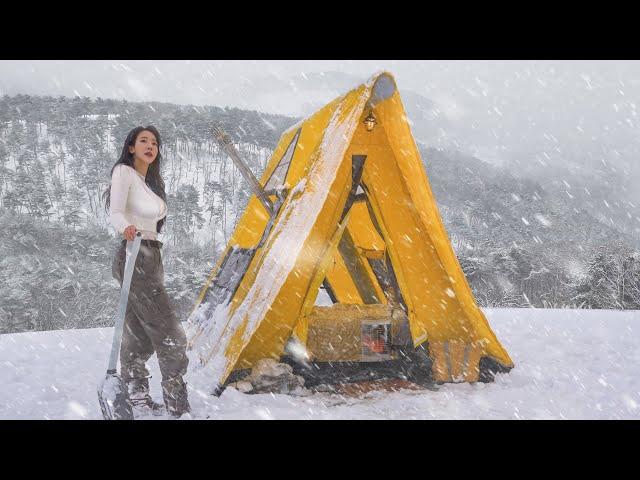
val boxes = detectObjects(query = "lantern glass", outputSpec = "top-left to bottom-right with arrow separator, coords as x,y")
364,110 -> 377,131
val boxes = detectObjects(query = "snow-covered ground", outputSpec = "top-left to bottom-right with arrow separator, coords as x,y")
1,308 -> 639,420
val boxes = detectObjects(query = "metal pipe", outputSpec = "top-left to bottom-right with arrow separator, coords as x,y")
212,125 -> 273,214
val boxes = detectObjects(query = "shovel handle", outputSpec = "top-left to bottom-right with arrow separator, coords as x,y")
107,232 -> 143,372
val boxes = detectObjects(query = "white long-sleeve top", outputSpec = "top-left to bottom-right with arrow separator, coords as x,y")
108,164 -> 167,240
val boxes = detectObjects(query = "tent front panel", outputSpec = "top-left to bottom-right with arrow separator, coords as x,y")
214,84 -> 374,382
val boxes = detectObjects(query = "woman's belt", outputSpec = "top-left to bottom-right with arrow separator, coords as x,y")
121,239 -> 163,249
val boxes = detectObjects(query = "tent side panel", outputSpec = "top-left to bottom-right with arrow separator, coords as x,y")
362,143 -> 472,343
376,92 -> 513,367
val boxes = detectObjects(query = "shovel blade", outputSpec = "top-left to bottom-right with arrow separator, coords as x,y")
97,372 -> 133,420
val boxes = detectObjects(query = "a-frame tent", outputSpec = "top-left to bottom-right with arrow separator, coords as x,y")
186,72 -> 513,392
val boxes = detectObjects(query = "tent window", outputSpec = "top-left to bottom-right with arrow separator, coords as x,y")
205,247 -> 256,308
265,128 -> 301,190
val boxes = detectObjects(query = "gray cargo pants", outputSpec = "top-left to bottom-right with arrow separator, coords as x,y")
112,240 -> 190,416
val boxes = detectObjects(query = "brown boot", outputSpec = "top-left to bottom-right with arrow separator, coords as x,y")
127,378 -> 165,417
161,377 -> 191,418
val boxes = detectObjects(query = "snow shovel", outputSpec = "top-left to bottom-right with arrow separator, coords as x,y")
98,232 -> 142,420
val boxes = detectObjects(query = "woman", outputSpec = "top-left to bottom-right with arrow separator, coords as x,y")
103,125 -> 191,418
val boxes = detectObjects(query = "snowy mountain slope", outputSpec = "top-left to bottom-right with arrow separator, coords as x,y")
2,94 -> 640,335
1,308 -> 639,420
211,71 -> 640,245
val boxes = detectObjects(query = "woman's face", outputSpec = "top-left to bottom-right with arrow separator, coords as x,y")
129,130 -> 159,166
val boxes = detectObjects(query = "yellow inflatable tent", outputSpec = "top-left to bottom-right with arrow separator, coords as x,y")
186,72 -> 513,393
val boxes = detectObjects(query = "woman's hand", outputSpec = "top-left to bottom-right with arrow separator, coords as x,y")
123,225 -> 137,241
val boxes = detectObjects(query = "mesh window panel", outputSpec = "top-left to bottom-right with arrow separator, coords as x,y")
204,247 -> 256,308
265,128 -> 300,190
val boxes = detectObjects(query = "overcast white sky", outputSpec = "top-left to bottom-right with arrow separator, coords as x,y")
2,60 -> 640,180
0,60 -> 388,111
2,60 -> 638,115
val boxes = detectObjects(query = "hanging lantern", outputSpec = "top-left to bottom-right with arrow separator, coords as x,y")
363,110 -> 377,132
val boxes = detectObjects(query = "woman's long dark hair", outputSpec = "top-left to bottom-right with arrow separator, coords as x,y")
102,125 -> 167,233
